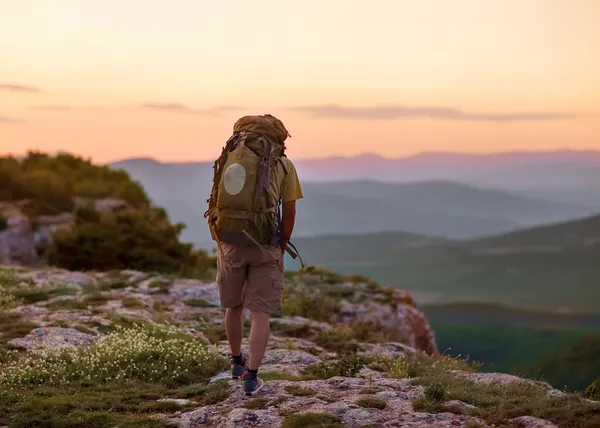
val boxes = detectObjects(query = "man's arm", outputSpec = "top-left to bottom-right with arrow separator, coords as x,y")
280,200 -> 296,250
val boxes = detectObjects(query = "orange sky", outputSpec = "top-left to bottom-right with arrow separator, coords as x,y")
1,0 -> 599,163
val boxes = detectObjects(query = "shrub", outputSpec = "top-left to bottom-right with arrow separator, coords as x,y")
46,206 -> 215,276
0,216 -> 8,232
281,286 -> 340,322
586,377 -> 600,400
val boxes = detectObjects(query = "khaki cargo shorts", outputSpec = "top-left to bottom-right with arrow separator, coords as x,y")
216,242 -> 285,313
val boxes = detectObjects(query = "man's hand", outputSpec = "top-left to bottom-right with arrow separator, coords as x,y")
280,200 -> 296,251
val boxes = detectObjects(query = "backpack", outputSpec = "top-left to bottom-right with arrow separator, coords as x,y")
205,115 -> 290,248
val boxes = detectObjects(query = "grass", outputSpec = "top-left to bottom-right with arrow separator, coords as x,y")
285,385 -> 316,397
356,396 -> 387,410
316,395 -> 338,403
271,321 -> 386,355
359,387 -> 381,394
281,412 -> 345,428
122,297 -> 146,309
183,299 -> 216,308
244,398 -> 270,409
411,371 -> 600,427
303,354 -> 365,379
261,355 -> 367,383
45,298 -> 88,310
281,281 -> 341,322
83,293 -> 110,306
175,380 -> 231,405
260,371 -> 304,382
0,312 -> 38,347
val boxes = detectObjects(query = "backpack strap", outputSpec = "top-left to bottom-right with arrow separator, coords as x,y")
284,241 -> 305,269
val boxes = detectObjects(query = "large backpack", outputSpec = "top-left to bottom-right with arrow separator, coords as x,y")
205,115 -> 290,248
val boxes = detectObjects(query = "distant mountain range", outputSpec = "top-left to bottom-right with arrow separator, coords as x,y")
110,150 -> 600,246
291,214 -> 600,313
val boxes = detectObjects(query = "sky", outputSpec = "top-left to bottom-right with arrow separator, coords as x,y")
1,0 -> 599,163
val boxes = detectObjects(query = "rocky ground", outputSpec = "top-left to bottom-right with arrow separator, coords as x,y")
0,265 -> 598,428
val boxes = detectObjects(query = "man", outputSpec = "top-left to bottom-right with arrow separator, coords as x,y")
205,114 -> 303,395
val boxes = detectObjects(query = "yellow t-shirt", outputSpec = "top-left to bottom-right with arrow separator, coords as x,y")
268,156 -> 303,204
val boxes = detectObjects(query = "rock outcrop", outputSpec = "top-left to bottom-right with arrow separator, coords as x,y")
0,198 -> 127,267
0,265 -> 593,428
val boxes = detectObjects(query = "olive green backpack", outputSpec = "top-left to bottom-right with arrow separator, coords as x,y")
205,115 -> 303,265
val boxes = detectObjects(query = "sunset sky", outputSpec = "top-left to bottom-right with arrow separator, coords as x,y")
1,0 -> 599,163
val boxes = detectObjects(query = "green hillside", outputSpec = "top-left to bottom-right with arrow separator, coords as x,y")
292,215 -> 600,313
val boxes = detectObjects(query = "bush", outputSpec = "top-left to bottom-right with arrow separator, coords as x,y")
0,152 -> 150,214
586,377 -> 600,400
0,216 -> 8,232
46,206 -> 215,276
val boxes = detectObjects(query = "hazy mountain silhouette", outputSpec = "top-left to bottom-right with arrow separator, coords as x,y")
110,151 -> 597,246
291,214 -> 600,313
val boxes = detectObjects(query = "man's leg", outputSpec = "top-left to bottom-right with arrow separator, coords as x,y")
225,302 -> 245,357
248,311 -> 270,370
216,244 -> 247,378
244,245 -> 284,395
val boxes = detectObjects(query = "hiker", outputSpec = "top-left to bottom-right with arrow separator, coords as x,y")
205,114 -> 304,395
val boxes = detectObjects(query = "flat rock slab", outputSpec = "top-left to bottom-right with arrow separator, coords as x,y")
9,327 -> 97,351
512,416 -> 559,428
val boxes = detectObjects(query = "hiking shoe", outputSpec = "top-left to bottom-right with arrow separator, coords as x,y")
243,375 -> 264,396
231,356 -> 247,380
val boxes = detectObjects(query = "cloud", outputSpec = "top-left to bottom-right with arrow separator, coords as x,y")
0,83 -> 42,93
141,102 -> 243,115
289,104 -> 575,122
0,115 -> 25,124
30,105 -> 73,111
142,102 -> 192,112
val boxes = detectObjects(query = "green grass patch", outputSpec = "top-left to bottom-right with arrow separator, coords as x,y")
271,321 -> 386,355
174,380 -> 231,405
121,297 -> 146,309
184,299 -> 216,308
412,372 -> 600,427
359,387 -> 381,394
0,312 -> 38,346
83,292 -> 110,306
45,298 -> 88,310
244,398 -> 270,409
356,396 -> 387,410
284,385 -> 316,397
281,281 -> 341,322
303,354 -> 365,379
260,371 -> 304,382
281,412 -> 344,428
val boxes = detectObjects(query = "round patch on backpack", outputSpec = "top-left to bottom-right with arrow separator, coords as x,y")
223,163 -> 246,195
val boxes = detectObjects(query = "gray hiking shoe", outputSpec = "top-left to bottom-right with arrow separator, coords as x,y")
243,374 -> 264,396
231,356 -> 247,380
